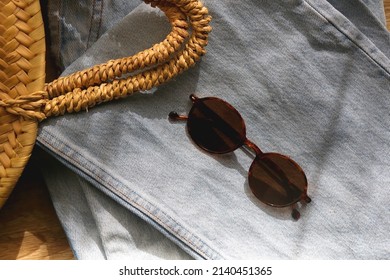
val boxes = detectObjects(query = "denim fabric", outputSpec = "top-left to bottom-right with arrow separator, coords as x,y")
326,0 -> 390,57
48,0 -> 140,68
39,0 -> 390,259
358,0 -> 388,25
41,155 -> 192,259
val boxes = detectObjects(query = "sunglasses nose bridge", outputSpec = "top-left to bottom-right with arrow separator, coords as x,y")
244,139 -> 263,156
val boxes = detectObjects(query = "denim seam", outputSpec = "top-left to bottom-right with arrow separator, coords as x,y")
86,0 -> 96,49
87,0 -> 104,49
57,0 -> 63,68
77,177 -> 109,259
37,131 -> 225,260
47,0 -> 61,68
97,0 -> 104,39
303,0 -> 390,75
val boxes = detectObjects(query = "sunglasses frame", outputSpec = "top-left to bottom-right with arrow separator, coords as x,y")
169,94 -> 311,220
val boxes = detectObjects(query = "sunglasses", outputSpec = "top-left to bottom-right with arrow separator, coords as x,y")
169,95 -> 311,220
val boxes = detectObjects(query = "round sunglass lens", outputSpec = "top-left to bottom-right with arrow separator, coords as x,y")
187,97 -> 246,153
248,153 -> 307,207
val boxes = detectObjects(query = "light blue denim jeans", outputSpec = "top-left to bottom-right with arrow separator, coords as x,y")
38,0 -> 390,259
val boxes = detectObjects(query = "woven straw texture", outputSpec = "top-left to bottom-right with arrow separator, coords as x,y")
0,0 -> 45,208
0,0 -> 211,209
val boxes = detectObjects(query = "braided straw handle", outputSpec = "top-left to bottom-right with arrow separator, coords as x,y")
3,0 -> 212,121
0,0 -> 210,208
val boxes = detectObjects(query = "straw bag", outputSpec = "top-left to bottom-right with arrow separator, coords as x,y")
0,0 -> 211,208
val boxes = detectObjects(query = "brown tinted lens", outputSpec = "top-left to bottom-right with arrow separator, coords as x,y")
248,153 -> 307,207
187,97 -> 246,153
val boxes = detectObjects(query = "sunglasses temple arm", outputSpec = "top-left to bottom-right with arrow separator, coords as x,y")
168,94 -> 200,121
169,111 -> 188,121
